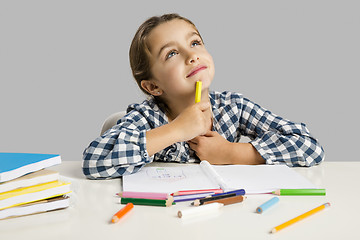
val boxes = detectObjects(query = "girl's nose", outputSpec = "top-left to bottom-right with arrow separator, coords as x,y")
187,52 -> 200,64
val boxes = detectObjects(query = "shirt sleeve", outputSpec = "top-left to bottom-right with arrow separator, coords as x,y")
237,96 -> 325,167
82,111 -> 153,179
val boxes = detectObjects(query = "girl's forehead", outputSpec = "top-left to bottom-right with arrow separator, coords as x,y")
153,19 -> 197,36
147,19 -> 199,52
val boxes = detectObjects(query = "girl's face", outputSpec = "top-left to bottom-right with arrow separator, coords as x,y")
145,19 -> 215,103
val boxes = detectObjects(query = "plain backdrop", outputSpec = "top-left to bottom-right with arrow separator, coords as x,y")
1,0 -> 359,162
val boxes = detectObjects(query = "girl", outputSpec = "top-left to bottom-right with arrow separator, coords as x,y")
82,13 -> 324,179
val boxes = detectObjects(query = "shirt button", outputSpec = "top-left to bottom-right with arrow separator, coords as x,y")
143,152 -> 148,158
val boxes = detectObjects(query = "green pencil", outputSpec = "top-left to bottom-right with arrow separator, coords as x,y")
272,189 -> 326,196
120,197 -> 175,207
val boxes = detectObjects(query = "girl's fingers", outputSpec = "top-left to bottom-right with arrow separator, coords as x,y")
204,131 -> 217,137
187,141 -> 197,151
187,138 -> 198,144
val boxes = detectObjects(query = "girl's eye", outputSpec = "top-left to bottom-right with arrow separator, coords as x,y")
166,50 -> 178,60
191,40 -> 202,47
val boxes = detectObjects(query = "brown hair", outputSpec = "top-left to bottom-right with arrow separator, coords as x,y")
129,13 -> 201,96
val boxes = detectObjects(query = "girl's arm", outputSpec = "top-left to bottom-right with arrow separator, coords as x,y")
82,111 -> 152,179
238,96 -> 325,167
189,92 -> 324,167
82,102 -> 211,179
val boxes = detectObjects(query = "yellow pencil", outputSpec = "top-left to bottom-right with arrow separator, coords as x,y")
271,202 -> 330,233
195,81 -> 202,103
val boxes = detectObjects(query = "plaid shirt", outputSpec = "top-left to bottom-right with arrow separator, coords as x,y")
82,91 -> 324,179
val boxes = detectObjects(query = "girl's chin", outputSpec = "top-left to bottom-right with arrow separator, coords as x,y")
197,79 -> 212,89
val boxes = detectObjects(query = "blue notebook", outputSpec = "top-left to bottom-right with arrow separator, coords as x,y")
0,153 -> 61,183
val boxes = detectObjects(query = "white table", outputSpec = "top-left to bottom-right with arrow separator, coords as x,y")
1,161 -> 359,240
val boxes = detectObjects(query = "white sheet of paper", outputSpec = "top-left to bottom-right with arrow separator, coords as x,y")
122,164 -> 317,194
212,165 -> 316,193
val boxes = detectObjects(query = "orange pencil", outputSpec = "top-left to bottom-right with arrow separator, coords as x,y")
111,203 -> 134,223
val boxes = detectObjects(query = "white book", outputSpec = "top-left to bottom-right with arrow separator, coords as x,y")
0,180 -> 71,210
123,161 -> 317,194
0,169 -> 59,193
0,196 -> 70,220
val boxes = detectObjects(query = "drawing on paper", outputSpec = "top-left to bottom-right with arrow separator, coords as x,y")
146,168 -> 186,182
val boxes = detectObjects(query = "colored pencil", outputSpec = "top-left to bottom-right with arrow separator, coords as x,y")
111,203 -> 134,223
200,195 -> 246,206
172,189 -> 223,196
271,202 -> 331,233
192,192 -> 237,206
256,197 -> 279,214
211,189 -> 246,197
120,197 -> 175,207
173,192 -> 213,203
118,191 -> 169,200
272,189 -> 326,196
195,81 -> 202,103
178,202 -> 223,219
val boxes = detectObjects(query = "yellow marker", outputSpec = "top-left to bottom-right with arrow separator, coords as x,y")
195,81 -> 202,103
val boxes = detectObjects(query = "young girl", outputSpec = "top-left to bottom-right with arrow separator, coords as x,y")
82,13 -> 324,179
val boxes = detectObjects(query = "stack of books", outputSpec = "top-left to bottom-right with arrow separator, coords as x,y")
0,153 -> 71,220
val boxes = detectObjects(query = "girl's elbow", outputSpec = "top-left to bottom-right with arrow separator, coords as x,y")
312,146 -> 325,165
305,141 -> 325,167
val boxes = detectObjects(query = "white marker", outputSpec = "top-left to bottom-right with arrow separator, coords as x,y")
200,160 -> 229,191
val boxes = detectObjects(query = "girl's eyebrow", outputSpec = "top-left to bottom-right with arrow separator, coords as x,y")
157,41 -> 176,58
157,31 -> 200,58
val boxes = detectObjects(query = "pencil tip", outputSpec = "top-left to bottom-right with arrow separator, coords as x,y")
272,190 -> 280,195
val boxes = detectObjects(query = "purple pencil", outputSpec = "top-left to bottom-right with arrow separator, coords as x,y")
173,192 -> 213,202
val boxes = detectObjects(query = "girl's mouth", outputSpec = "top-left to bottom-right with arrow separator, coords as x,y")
186,65 -> 207,78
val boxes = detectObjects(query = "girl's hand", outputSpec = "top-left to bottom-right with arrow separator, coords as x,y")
187,131 -> 232,164
188,131 -> 265,165
170,102 -> 212,142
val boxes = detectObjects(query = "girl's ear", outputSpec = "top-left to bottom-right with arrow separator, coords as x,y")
140,80 -> 163,96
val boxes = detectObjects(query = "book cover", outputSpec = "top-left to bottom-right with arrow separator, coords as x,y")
0,169 -> 59,193
0,180 -> 71,210
0,195 -> 70,220
0,153 -> 61,183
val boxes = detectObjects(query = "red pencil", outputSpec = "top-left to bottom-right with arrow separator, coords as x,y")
172,189 -> 223,196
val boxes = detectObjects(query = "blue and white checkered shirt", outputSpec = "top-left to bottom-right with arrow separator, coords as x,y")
82,91 -> 324,179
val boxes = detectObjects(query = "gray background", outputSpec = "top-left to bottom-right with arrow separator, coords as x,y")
1,0 -> 359,162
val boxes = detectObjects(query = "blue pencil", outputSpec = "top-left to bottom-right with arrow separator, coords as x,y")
211,189 -> 246,197
256,197 -> 279,214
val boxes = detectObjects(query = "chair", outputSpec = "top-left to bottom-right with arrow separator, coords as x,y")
100,111 -> 126,135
